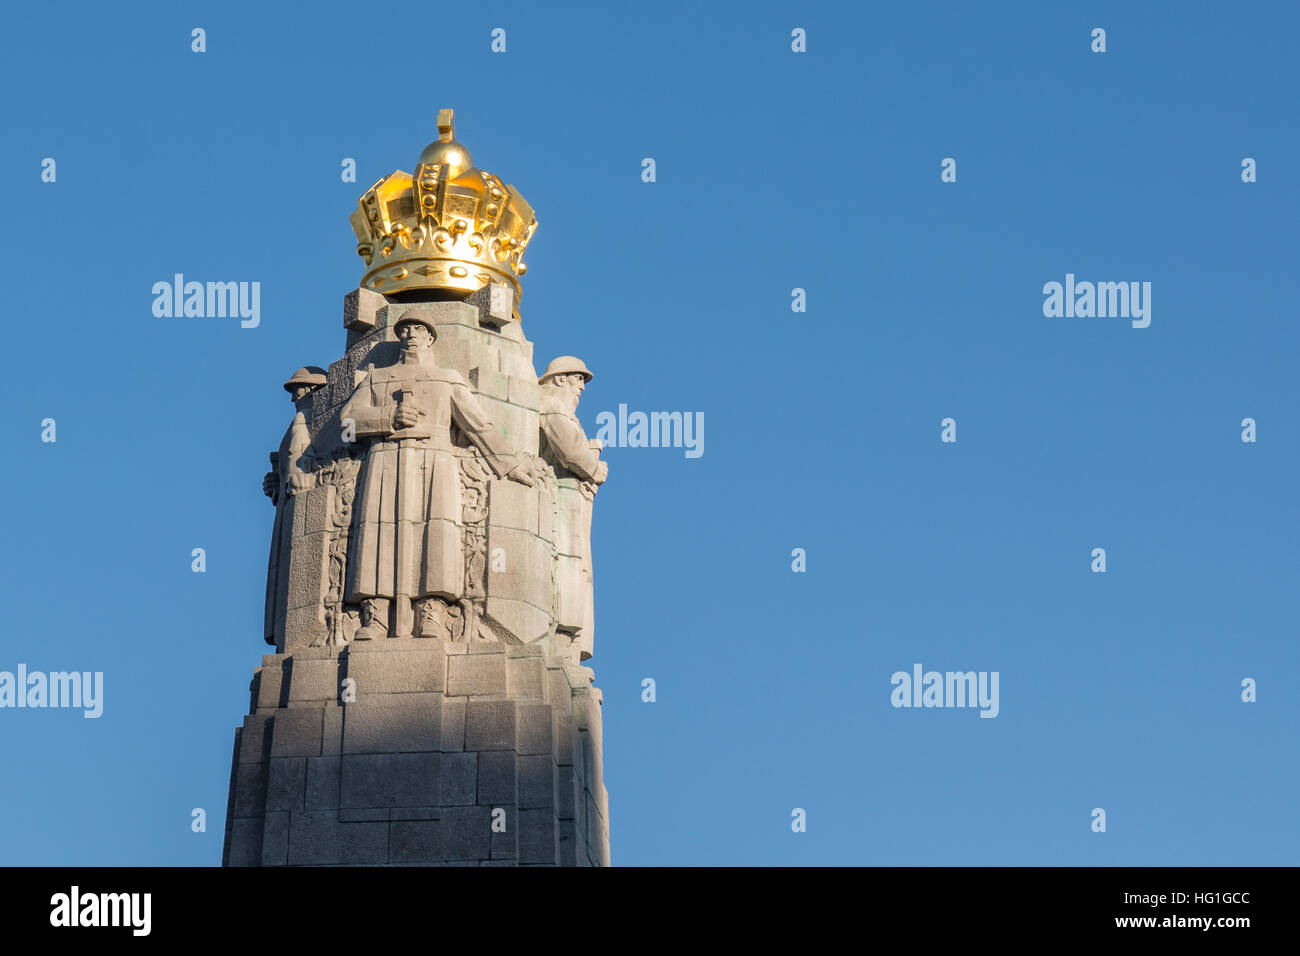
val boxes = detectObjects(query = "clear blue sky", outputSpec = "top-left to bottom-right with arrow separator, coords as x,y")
1,0 -> 1296,865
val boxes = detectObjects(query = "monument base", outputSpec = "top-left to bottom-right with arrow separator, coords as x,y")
221,636 -> 610,866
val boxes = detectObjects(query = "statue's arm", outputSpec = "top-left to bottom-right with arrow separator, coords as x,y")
542,413 -> 605,482
450,383 -> 523,479
283,412 -> 317,495
340,378 -> 393,438
286,412 -> 312,472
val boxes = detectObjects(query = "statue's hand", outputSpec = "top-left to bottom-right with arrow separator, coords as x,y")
262,471 -> 279,503
286,471 -> 315,496
394,403 -> 421,430
505,461 -> 535,487
593,460 -> 609,484
523,453 -> 550,482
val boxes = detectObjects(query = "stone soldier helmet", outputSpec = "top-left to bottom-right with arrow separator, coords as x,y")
539,356 -> 593,384
391,311 -> 439,340
282,366 -> 328,392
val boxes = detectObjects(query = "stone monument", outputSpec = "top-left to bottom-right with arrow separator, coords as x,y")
222,110 -> 612,867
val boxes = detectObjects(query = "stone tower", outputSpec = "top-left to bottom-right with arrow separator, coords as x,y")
221,110 -> 612,867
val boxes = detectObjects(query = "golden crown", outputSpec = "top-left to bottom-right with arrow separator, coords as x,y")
350,109 -> 537,303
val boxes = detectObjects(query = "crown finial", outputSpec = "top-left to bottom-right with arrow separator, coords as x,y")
437,108 -> 455,142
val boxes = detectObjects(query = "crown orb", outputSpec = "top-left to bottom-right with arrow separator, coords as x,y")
416,140 -> 472,176
434,228 -> 452,248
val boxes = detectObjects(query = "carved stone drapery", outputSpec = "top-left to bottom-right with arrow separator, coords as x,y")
313,457 -> 362,648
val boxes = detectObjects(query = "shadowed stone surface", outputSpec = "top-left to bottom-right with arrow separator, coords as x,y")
225,634 -> 609,866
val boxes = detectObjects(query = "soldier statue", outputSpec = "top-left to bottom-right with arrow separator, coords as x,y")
538,356 -> 607,660
342,312 -> 534,641
262,366 -> 328,646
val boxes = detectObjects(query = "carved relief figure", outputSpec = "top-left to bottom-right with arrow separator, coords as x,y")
314,457 -> 363,648
538,356 -> 607,660
262,366 -> 328,646
342,312 -> 534,640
